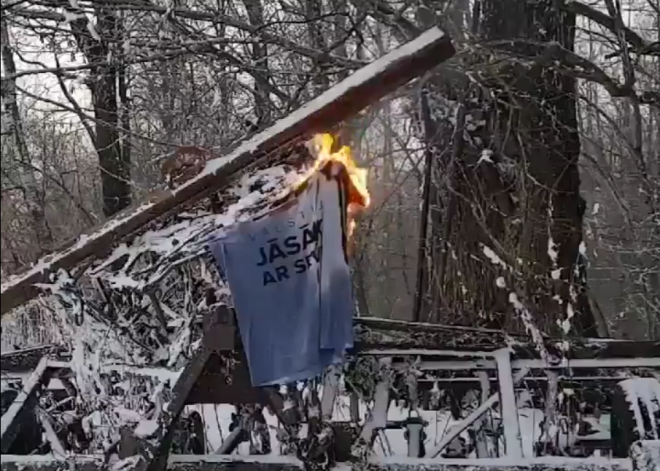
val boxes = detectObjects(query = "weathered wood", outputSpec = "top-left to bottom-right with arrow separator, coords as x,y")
0,357 -> 52,453
354,317 -> 530,351
186,351 -> 264,406
186,307 -> 264,405
494,349 -> 523,459
36,407 -> 66,457
0,455 -> 636,471
320,366 -> 341,420
0,345 -> 65,373
354,317 -> 660,358
353,358 -> 391,457
143,327 -> 229,471
0,26 -> 455,317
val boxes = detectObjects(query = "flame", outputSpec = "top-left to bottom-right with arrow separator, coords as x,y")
297,133 -> 370,245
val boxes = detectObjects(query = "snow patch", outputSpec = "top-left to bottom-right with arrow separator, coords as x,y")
134,419 -> 159,438
482,245 -> 508,270
619,378 -> 660,440
478,149 -> 494,165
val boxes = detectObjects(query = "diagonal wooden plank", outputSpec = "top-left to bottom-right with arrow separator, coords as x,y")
1,26 -> 454,317
0,357 -> 51,453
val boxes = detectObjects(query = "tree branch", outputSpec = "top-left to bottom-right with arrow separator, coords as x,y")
8,0 -> 367,68
483,39 -> 659,107
563,0 -> 660,56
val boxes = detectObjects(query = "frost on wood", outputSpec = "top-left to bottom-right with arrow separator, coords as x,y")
0,359 -> 180,456
10,163 -> 309,451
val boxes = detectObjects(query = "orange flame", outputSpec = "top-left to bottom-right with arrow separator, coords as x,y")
297,133 -> 370,245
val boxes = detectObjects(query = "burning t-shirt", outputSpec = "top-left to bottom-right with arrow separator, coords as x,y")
208,158 -> 361,387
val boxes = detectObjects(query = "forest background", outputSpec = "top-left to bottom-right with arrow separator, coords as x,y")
1,0 -> 658,350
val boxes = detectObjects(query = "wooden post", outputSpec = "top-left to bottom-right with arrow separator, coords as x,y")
0,356 -> 51,453
494,349 -> 523,459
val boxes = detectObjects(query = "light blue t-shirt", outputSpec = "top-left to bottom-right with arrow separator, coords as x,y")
208,168 -> 355,386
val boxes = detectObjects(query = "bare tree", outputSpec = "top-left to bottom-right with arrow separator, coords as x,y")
1,0 -> 657,344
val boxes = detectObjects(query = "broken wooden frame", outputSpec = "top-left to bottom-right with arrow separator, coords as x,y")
2,316 -> 658,469
0,25 -> 456,317
1,356 -> 51,454
1,351 -> 656,470
152,325 -> 657,467
380,345 -> 659,462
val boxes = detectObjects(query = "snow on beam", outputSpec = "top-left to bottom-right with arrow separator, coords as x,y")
494,349 -> 523,459
355,317 -> 660,357
0,26 -> 455,317
0,455 -> 635,471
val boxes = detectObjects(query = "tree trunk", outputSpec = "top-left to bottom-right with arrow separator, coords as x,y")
71,9 -> 131,218
305,0 -> 330,94
426,0 -> 598,337
117,13 -> 131,199
1,15 -> 53,256
243,0 -> 272,127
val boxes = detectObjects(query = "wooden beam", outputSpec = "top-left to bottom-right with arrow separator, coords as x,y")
354,317 -> 660,357
36,407 -> 67,458
0,345 -> 64,373
0,27 -> 455,317
493,349 -> 523,459
0,357 -> 51,453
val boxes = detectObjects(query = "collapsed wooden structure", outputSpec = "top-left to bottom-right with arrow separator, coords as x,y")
1,23 -> 659,471
2,316 -> 658,470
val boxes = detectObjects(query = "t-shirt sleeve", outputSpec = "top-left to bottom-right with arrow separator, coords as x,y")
206,235 -> 229,283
